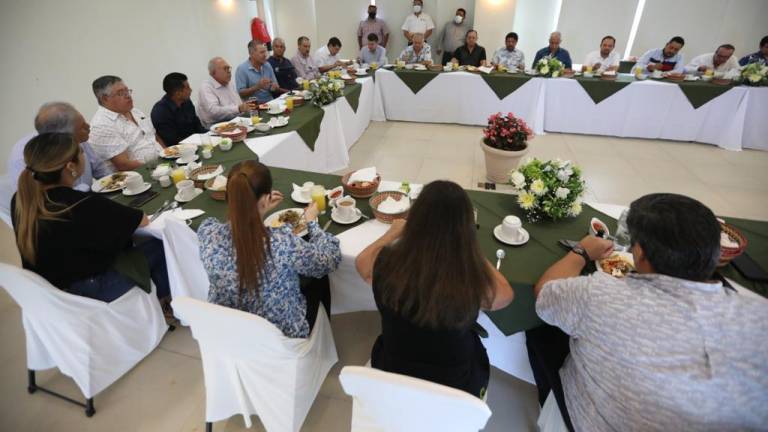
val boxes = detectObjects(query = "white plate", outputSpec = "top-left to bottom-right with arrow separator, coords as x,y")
331,207 -> 362,225
493,225 -> 529,246
268,117 -> 290,128
291,190 -> 311,204
174,188 -> 203,203
267,107 -> 285,115
176,155 -> 199,164
92,171 -> 139,193
596,251 -> 635,278
264,208 -> 309,237
159,145 -> 182,159
122,182 -> 151,196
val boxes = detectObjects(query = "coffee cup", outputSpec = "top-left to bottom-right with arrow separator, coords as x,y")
501,215 -> 523,242
179,144 -> 196,162
219,138 -> 233,151
336,196 -> 357,220
124,173 -> 145,193
300,181 -> 314,200
176,179 -> 195,201
159,175 -> 171,188
202,148 -> 212,159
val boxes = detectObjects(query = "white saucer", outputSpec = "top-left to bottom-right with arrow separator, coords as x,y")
174,188 -> 203,203
291,190 -> 311,204
176,155 -> 199,164
331,208 -> 362,225
122,182 -> 151,196
493,225 -> 530,246
268,108 -> 285,115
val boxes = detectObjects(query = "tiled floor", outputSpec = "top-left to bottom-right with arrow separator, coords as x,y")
1,121 -> 767,431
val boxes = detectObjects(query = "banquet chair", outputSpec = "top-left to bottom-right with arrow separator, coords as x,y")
536,391 -> 569,432
338,365 -> 493,432
0,262 -> 168,416
172,296 -> 338,432
0,173 -> 14,227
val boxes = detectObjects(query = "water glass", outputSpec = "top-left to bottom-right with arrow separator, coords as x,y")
613,209 -> 632,251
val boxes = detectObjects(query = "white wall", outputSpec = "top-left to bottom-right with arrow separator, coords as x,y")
0,0 -> 257,171
557,0 -> 638,64
632,0 -> 768,60
474,0 -> 518,61
511,0 -> 561,68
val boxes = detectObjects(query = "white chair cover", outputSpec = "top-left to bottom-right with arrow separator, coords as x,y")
160,216 -> 210,302
0,262 -> 167,398
0,174 -> 15,227
338,365 -> 493,432
537,391 -> 568,432
172,296 -> 338,431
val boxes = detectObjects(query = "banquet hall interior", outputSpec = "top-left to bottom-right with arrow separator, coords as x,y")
0,0 -> 766,431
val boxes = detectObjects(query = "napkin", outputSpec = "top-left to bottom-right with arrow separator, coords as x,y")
91,178 -> 104,192
478,66 -> 493,74
348,166 -> 377,183
211,175 -> 228,190
196,165 -> 223,181
377,196 -> 410,214
185,161 -> 201,176
152,165 -> 172,179
170,208 -> 205,220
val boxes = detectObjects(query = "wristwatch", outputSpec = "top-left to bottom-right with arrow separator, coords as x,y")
571,244 -> 592,263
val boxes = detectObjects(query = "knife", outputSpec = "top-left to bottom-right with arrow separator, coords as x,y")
322,219 -> 332,231
149,200 -> 171,222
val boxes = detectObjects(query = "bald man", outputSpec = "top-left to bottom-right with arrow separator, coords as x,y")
7,102 -> 102,191
198,57 -> 253,128
268,37 -> 298,94
532,31 -> 572,69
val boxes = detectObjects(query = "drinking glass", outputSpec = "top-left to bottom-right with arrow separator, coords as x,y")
170,167 -> 187,184
613,209 -> 632,251
285,97 -> 294,111
310,185 -> 326,213
303,79 -> 310,91
145,151 -> 159,172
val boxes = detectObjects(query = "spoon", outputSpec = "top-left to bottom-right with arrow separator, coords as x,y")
149,200 -> 170,222
496,249 -> 506,270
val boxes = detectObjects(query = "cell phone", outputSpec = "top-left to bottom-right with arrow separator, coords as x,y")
731,253 -> 768,283
128,190 -> 159,208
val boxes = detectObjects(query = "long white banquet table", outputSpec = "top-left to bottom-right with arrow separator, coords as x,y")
372,69 -> 765,151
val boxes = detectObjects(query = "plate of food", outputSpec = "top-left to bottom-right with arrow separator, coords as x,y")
596,252 -> 635,278
160,145 -> 182,159
264,208 -> 309,237
211,121 -> 255,135
92,171 -> 135,193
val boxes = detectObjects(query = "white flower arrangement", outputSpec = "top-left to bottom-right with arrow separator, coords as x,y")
536,57 -> 564,78
509,158 -> 586,221
309,77 -> 344,106
740,63 -> 767,86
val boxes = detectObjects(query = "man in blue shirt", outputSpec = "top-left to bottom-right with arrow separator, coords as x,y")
739,35 -> 768,66
637,36 -> 686,74
359,33 -> 388,65
533,31 -> 572,69
150,72 -> 206,146
267,37 -> 298,95
235,40 -> 279,104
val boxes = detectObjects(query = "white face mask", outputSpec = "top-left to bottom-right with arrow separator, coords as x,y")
413,5 -> 422,13
454,15 -> 463,24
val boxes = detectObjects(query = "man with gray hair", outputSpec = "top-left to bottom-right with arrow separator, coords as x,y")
532,31 -> 572,69
198,57 -> 253,128
89,75 -> 162,173
235,40 -> 278,103
6,102 -> 103,191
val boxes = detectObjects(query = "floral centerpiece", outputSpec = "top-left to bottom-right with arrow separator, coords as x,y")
509,158 -> 586,221
480,112 -> 533,182
309,77 -> 344,106
535,57 -> 564,77
740,63 -> 768,86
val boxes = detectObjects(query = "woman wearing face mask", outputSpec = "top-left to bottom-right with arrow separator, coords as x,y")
438,8 -> 469,65
402,0 -> 435,45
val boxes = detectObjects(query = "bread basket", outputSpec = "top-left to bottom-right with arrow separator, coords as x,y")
370,191 -> 409,224
341,172 -> 380,198
188,165 -> 220,188
219,126 -> 248,142
204,177 -> 226,201
718,222 -> 747,267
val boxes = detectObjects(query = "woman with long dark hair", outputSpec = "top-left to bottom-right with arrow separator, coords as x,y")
11,132 -> 170,302
356,180 -> 514,398
198,160 -> 341,338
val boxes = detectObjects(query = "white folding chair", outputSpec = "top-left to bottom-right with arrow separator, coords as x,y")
172,296 -> 338,432
537,391 -> 569,432
338,365 -> 493,432
0,262 -> 168,416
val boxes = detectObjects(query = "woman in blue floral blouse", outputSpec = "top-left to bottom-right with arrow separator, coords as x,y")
198,160 -> 341,338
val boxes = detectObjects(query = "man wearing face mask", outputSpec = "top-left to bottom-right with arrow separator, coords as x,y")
437,8 -> 469,65
357,4 -> 389,49
402,0 -> 434,45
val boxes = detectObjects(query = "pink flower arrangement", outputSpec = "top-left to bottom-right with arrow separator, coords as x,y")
482,112 -> 533,151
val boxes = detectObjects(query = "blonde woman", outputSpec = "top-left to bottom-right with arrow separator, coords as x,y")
11,132 -> 170,302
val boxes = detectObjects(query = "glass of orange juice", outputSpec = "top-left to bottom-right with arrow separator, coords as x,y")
310,185 -> 326,213
171,167 -> 187,184
303,79 -> 310,90
285,97 -> 294,111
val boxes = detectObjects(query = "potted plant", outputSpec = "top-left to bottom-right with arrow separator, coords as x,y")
509,158 -> 586,222
480,112 -> 533,183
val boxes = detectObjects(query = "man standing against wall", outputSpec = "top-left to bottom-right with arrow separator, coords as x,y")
437,8 -> 469,65
402,0 -> 434,45
357,4 -> 389,49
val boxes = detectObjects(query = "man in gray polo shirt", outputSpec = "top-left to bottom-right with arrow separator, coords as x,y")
529,193 -> 768,431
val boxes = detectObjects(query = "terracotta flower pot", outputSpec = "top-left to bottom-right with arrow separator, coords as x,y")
480,140 -> 530,183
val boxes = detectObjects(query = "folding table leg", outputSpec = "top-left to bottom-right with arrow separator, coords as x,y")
27,369 -> 96,417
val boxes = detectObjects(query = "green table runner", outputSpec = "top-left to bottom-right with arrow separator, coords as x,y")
574,76 -> 633,104
393,69 -> 442,94
674,80 -> 735,109
113,166 -> 768,336
343,83 -> 362,113
480,73 -> 533,100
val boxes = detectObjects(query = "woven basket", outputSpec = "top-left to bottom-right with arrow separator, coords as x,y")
370,191 -> 409,224
220,126 -> 247,142
428,64 -> 443,71
204,178 -> 226,201
712,78 -> 731,86
341,172 -> 380,198
289,96 -> 305,107
188,165 -> 220,188
718,223 -> 747,267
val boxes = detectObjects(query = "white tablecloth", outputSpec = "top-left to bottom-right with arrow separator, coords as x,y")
373,69 -> 764,151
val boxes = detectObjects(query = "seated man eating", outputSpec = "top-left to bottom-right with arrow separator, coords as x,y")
527,193 -> 768,431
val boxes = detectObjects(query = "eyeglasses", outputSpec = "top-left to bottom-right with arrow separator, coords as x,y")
112,89 -> 133,98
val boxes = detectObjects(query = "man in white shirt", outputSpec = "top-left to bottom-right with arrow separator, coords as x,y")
198,57 -> 253,128
314,37 -> 346,73
89,75 -> 162,174
583,35 -> 621,72
402,0 -> 435,44
685,44 -> 740,75
292,36 -> 321,81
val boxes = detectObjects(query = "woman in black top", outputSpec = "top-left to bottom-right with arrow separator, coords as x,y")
11,132 -> 170,303
355,181 -> 514,398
